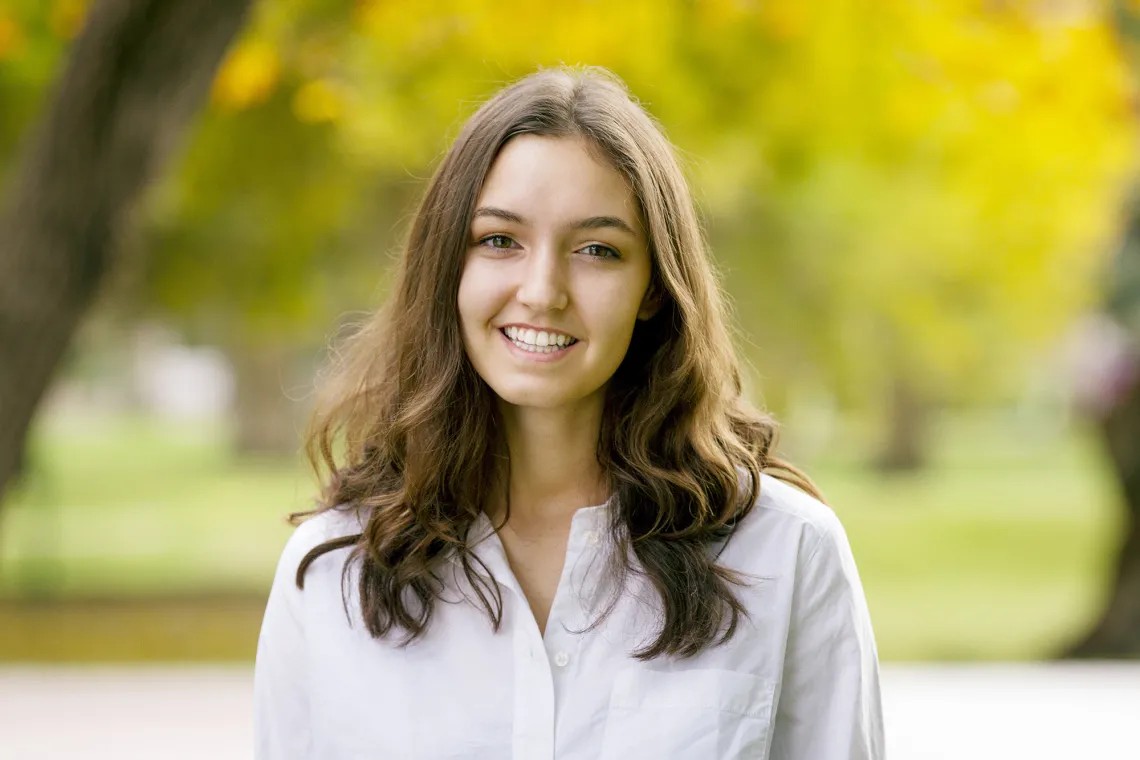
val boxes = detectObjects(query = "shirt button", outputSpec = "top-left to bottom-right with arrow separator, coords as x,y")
553,651 -> 570,667
585,530 -> 600,546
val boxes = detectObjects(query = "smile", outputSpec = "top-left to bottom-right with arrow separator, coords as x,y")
499,326 -> 579,359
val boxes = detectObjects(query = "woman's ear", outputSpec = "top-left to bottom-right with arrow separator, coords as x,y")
637,283 -> 664,321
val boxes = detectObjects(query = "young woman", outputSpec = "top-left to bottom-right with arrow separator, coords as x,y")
254,66 -> 884,759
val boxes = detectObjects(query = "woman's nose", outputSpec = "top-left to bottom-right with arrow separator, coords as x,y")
517,246 -> 569,311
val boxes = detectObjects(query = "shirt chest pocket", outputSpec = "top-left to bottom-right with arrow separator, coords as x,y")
598,668 -> 775,760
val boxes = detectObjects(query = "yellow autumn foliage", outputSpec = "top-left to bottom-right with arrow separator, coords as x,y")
164,0 -> 1140,406
292,79 -> 346,123
0,14 -> 25,60
48,0 -> 87,40
211,39 -> 282,111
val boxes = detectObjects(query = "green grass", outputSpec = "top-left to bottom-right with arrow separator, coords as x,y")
0,410 -> 1122,661
808,414 -> 1120,660
1,416 -> 311,597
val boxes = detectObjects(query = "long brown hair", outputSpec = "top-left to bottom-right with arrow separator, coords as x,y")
295,65 -> 821,661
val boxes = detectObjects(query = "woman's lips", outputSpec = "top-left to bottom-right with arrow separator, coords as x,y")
498,328 -> 580,363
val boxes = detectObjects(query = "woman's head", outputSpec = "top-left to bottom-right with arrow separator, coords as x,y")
414,68 -> 739,426
301,66 -> 818,660
459,132 -> 657,415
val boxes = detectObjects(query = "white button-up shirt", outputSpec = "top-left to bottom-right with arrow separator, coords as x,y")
254,474 -> 884,759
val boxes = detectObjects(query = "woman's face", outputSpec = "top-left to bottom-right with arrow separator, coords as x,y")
458,134 -> 656,412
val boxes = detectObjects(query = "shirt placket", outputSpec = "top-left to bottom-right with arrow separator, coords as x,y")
468,508 -> 607,760
512,609 -> 556,759
540,509 -> 606,759
470,523 -> 556,760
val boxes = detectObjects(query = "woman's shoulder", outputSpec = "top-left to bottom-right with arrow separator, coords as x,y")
753,472 -> 845,540
277,504 -> 367,570
717,472 -> 851,570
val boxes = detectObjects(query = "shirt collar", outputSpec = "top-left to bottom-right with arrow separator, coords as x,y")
445,498 -> 615,578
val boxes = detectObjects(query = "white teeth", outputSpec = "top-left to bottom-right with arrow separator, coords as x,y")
501,326 -> 577,353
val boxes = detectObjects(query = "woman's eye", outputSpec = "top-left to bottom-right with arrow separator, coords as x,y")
480,234 -> 516,249
580,243 -> 620,259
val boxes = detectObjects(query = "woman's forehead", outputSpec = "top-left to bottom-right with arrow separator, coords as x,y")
474,134 -> 642,237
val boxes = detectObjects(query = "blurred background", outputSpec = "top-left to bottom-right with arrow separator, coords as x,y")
2,0 -> 1140,755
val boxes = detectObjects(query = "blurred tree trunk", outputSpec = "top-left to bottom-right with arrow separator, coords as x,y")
1064,206 -> 1140,658
227,342 -> 302,457
0,0 -> 253,505
875,370 -> 929,472
1068,379 -> 1140,657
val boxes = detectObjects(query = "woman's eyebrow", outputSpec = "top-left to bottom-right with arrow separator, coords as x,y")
572,215 -> 637,236
472,206 -> 637,236
473,206 -> 525,224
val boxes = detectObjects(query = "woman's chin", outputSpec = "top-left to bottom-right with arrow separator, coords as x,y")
488,380 -> 596,411
494,389 -> 570,410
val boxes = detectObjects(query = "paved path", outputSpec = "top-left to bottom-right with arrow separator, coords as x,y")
1,663 -> 1138,759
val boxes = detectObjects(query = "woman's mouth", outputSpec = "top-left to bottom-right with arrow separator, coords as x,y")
499,326 -> 579,355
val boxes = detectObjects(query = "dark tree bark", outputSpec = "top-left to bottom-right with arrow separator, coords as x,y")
228,341 -> 304,457
1066,380 -> 1140,657
1064,205 -> 1140,658
875,370 -> 929,473
0,0 -> 254,503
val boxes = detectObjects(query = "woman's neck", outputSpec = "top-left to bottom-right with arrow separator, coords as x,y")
490,396 -> 609,530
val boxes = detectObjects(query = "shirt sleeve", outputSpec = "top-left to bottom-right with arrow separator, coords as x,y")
769,511 -> 885,760
253,523 -> 315,760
